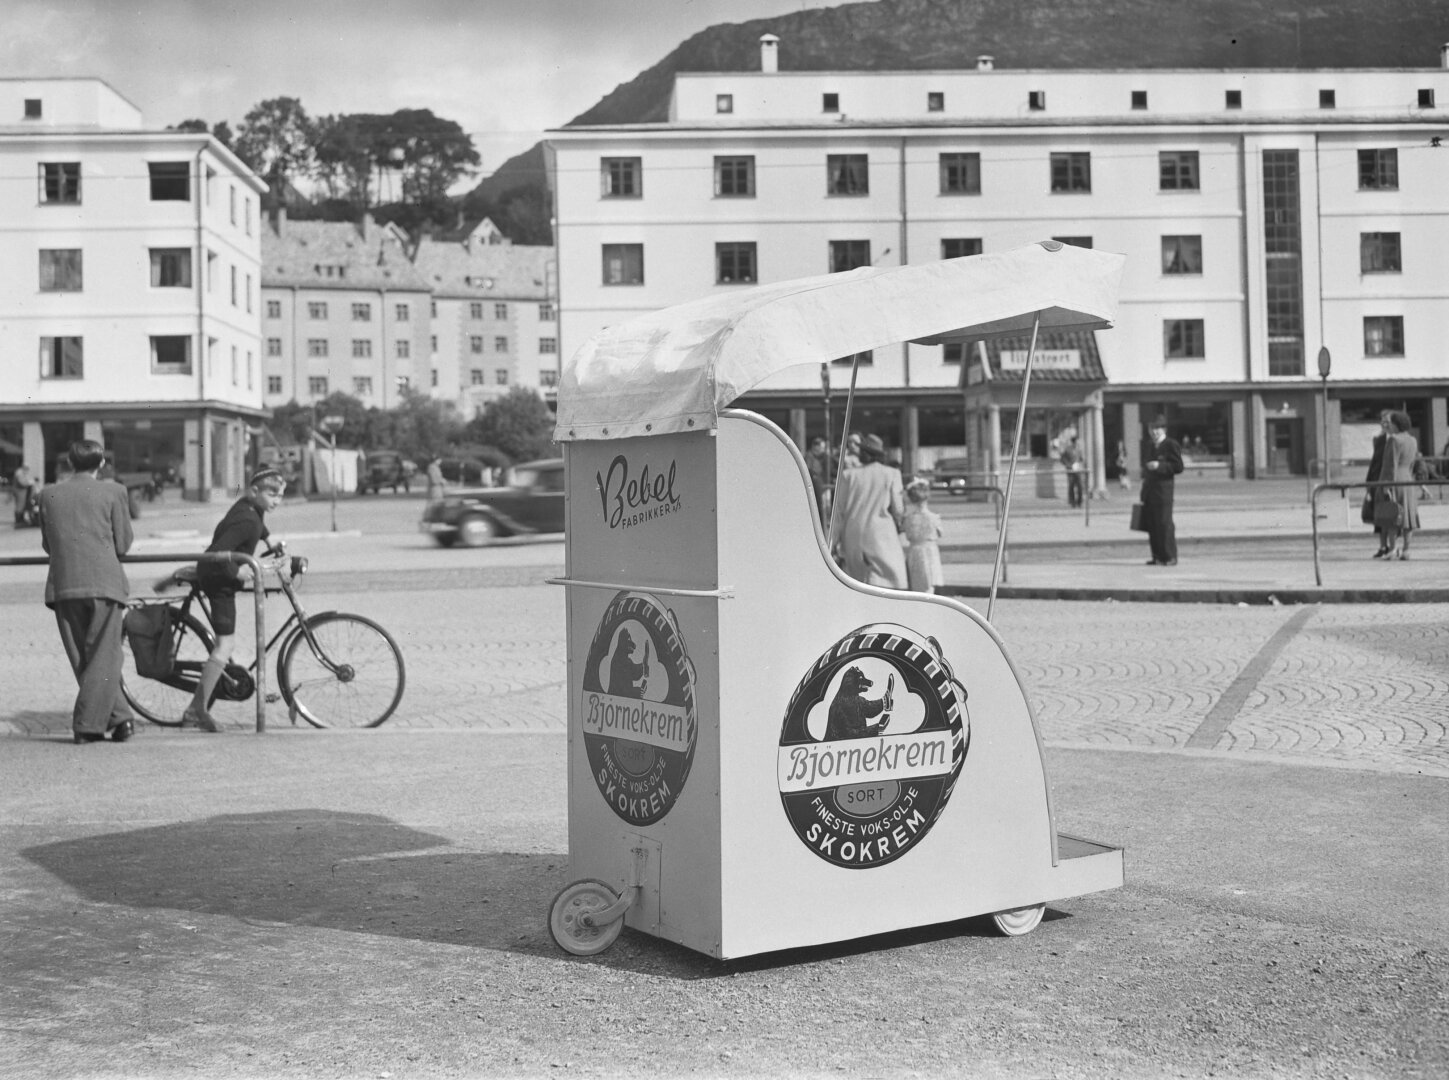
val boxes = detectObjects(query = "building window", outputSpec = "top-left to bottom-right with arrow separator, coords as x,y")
1161,235 -> 1203,274
715,156 -> 755,197
430,300 -> 437,317
229,266 -> 237,306
822,93 -> 839,113
602,243 -> 644,285
1131,90 -> 1148,109
354,376 -> 373,396
941,238 -> 982,260
470,335 -> 484,354
496,369 -> 509,385
942,343 -> 965,364
39,162 -> 80,204
1159,151 -> 1200,191
206,251 -> 217,292
231,345 -> 239,385
396,339 -> 410,358
1263,149 -> 1305,376
395,303 -> 410,321
1050,152 -> 1091,193
827,154 -> 869,195
539,336 -> 558,354
832,350 -> 873,367
494,303 -> 507,319
307,301 -> 328,319
430,335 -> 438,352
1364,316 -> 1405,357
927,91 -> 944,112
1419,88 -> 1436,108
1319,89 -> 1336,109
430,369 -> 438,388
24,98 -> 42,119
470,368 -> 484,385
245,199 -> 252,235
1357,149 -> 1398,190
306,339 -> 328,357
148,162 -> 190,201
540,370 -> 559,388
352,339 -> 372,358
150,335 -> 192,373
539,302 -> 556,321
38,249 -> 83,292
716,94 -> 733,114
939,152 -> 981,195
1360,232 -> 1402,273
469,301 -> 484,320
266,338 -> 283,358
266,299 -> 282,319
40,336 -> 83,378
245,273 -> 252,312
1164,319 -> 1206,359
351,302 -> 371,321
308,376 -> 328,396
267,375 -> 283,394
229,186 -> 237,225
1028,90 -> 1046,111
716,241 -> 758,284
246,351 -> 254,389
1053,236 -> 1093,249
396,375 -> 410,392
1225,89 -> 1242,109
829,240 -> 871,273
494,335 -> 508,352
601,157 -> 642,198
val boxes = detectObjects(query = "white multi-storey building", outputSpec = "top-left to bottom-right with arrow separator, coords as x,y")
547,39 -> 1449,484
0,78 -> 265,497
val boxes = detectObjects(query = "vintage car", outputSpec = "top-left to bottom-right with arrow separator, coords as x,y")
929,456 -> 974,495
358,451 -> 417,495
420,458 -> 565,546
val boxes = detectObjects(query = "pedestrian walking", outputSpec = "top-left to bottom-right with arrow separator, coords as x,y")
36,440 -> 137,744
901,478 -> 944,594
425,456 -> 445,506
1141,417 -> 1183,566
178,468 -> 288,731
804,436 -> 832,521
832,433 -> 908,589
1061,436 -> 1085,508
1375,411 -> 1421,561
1365,412 -> 1391,557
1114,440 -> 1131,493
11,462 -> 40,527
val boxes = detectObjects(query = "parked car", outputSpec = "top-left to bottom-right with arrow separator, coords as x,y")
434,456 -> 487,486
420,459 -> 565,547
359,451 -> 417,495
929,457 -> 974,495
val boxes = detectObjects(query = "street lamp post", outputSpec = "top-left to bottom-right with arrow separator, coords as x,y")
1317,347 -> 1332,487
320,414 -> 344,533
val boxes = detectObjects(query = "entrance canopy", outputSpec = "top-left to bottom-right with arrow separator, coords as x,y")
554,241 -> 1125,442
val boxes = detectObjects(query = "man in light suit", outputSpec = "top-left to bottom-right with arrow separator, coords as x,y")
38,440 -> 136,744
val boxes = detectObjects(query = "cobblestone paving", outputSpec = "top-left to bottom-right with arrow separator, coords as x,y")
2,568 -> 1444,777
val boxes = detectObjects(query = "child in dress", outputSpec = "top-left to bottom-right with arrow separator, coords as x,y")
902,479 -> 943,593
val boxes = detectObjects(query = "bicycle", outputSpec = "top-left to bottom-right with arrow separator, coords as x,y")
120,542 -> 406,729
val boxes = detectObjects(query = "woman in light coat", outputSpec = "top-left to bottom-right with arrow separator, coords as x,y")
1377,411 -> 1421,560
832,433 -> 908,589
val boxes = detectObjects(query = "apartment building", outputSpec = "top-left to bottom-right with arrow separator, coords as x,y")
260,212 -> 432,411
546,40 -> 1449,483
0,78 -> 265,495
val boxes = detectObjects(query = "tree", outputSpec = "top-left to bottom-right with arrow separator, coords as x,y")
173,118 -> 210,133
171,118 -> 234,149
384,109 -> 480,211
312,113 -> 381,210
234,97 -> 315,204
388,389 -> 465,460
465,388 -> 556,463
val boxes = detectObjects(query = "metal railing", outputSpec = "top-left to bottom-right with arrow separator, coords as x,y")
1309,479 -> 1448,587
0,551 -> 268,732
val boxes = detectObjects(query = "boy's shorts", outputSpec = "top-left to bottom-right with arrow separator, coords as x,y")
205,588 -> 239,636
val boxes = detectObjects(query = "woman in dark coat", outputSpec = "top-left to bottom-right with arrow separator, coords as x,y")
1365,411 -> 1391,558
1376,411 -> 1421,560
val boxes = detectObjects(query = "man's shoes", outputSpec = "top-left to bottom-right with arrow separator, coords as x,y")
1145,559 -> 1160,565
1373,548 -> 1390,559
181,707 -> 222,733
73,730 -> 107,744
1161,559 -> 1178,566
109,719 -> 134,743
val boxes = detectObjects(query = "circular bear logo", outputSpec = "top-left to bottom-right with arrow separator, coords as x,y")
579,591 -> 698,826
778,624 -> 969,868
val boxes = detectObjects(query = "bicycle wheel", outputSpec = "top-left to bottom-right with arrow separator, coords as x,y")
121,609 -> 215,726
278,613 -> 405,729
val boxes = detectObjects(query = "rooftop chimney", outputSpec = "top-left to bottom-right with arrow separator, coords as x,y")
976,55 -> 995,72
760,34 -> 779,74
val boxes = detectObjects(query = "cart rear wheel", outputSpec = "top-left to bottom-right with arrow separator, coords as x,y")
991,904 -> 1045,937
549,880 -> 624,956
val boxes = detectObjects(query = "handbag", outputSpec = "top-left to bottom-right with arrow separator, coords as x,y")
1129,503 -> 1148,532
1373,498 -> 1403,530
1360,494 -> 1375,525
123,605 -> 176,679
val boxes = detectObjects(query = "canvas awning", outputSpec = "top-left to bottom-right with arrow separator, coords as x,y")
554,241 -> 1125,442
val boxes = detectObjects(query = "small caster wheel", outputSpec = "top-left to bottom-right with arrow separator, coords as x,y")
991,903 -> 1045,937
549,879 -> 625,956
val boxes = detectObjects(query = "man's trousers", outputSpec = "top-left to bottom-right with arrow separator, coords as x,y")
54,598 -> 134,735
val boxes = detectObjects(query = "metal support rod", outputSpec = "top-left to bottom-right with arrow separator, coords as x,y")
826,354 -> 864,554
988,313 -> 1042,620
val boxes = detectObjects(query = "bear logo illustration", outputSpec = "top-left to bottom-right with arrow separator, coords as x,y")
824,665 -> 894,741
608,627 -> 651,698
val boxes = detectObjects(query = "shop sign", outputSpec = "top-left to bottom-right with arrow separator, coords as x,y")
594,451 -> 682,532
998,349 -> 1081,371
580,591 -> 698,825
778,625 -> 969,868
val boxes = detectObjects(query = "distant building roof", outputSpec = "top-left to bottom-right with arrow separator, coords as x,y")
261,213 -> 431,292
412,235 -> 554,300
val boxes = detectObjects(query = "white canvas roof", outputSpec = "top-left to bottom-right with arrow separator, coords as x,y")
554,241 -> 1125,442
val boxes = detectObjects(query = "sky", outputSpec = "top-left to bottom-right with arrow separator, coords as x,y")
4,0 -> 848,176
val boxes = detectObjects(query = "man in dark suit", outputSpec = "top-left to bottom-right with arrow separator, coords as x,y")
1142,416 -> 1184,566
38,440 -> 136,744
